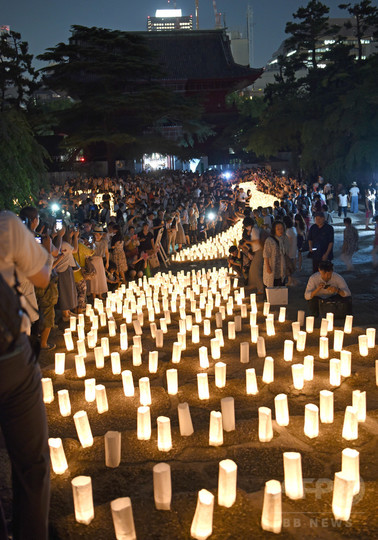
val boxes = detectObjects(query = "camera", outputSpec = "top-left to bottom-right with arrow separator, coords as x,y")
35,234 -> 42,244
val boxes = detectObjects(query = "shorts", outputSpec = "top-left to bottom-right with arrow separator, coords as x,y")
35,279 -> 58,330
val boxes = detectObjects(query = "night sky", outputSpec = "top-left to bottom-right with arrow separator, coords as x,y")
2,0 -> 373,68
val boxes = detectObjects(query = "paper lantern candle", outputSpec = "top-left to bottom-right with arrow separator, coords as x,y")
139,377 -> 151,406
320,390 -> 334,423
210,338 -> 220,360
42,378 -> 54,404
274,394 -> 289,426
172,342 -> 181,364
304,404 -> 319,438
95,384 -> 109,414
157,416 -> 172,452
257,336 -> 266,358
278,307 -> 286,323
340,350 -> 352,377
296,331 -> 306,352
218,459 -> 237,508
58,389 -> 71,417
262,356 -> 274,384
261,480 -> 282,534
319,337 -> 329,359
137,406 -> 151,440
283,452 -> 303,500
209,411 -> 223,446
284,340 -> 294,362
111,497 -> 136,540
166,369 -> 178,395
197,373 -> 210,400
344,314 -> 353,334
291,363 -> 304,390
258,407 -> 273,442
332,472 -> 354,521
306,316 -> 315,333
215,362 -> 226,388
55,353 -> 65,375
178,402 -> 194,436
148,351 -> 158,373
352,390 -> 366,422
94,346 -> 105,369
153,463 -> 172,510
246,368 -> 258,395
342,448 -> 360,495
122,370 -> 134,397
358,335 -> 368,357
342,406 -> 358,440
190,489 -> 214,540
71,476 -> 94,525
73,411 -> 93,447
199,346 -> 209,369
111,352 -> 121,375
333,330 -> 344,352
303,355 -> 314,381
329,358 -> 341,386
48,437 -> 68,475
240,342 -> 249,364
105,431 -> 121,468
221,397 -> 235,432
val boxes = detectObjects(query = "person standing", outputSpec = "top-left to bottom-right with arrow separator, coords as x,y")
349,182 -> 360,214
308,212 -> 334,273
0,211 -> 51,540
263,221 -> 289,287
340,218 -> 359,271
337,189 -> 348,218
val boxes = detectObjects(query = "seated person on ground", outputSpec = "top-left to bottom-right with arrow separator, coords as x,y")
304,260 -> 351,318
227,245 -> 243,278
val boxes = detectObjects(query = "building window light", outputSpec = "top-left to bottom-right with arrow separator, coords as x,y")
286,50 -> 297,57
324,39 -> 335,45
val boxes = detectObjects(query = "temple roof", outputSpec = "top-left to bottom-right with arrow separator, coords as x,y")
137,29 -> 263,83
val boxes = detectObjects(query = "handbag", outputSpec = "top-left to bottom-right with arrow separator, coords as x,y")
266,286 -> 288,305
82,257 -> 97,280
319,297 -> 352,319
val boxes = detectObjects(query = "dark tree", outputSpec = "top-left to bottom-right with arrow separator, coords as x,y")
339,0 -> 378,61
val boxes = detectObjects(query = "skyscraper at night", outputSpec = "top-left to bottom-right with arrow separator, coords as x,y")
147,9 -> 193,32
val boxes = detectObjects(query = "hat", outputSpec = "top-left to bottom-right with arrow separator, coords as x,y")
352,182 -> 357,186
93,225 -> 105,233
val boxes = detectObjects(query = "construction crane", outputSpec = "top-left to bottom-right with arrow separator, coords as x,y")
194,0 -> 222,30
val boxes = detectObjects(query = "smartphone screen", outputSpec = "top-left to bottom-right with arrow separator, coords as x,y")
35,234 -> 42,244
56,219 -> 63,231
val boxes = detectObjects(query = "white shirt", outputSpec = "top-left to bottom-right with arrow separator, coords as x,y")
251,226 -> 262,252
349,186 -> 359,197
338,194 -> 348,206
286,228 -> 298,259
304,272 -> 351,300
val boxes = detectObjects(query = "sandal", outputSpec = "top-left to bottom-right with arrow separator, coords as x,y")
41,343 -> 56,351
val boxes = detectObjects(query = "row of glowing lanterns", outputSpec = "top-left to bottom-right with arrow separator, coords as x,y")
43,267 -> 376,538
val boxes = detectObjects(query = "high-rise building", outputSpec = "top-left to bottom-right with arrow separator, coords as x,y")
147,9 -> 193,32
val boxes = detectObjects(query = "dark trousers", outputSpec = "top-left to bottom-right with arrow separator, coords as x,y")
0,334 -> 50,540
307,294 -> 352,318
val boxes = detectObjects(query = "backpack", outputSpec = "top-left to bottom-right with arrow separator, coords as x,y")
0,272 -> 23,355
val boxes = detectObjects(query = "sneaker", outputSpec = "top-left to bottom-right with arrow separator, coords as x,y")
41,343 -> 56,351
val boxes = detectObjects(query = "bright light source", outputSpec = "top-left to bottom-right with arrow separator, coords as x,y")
156,9 -> 182,17
223,172 -> 232,180
51,203 -> 60,212
207,212 -> 215,220
281,170 -> 286,175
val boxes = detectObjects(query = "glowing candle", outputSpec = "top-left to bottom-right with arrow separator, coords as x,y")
221,397 -> 235,432
246,368 -> 258,395
78,313 -> 85,326
149,351 -> 158,373
48,437 -> 68,475
105,431 -> 121,468
101,337 -> 110,357
177,331 -> 186,351
228,321 -> 236,340
192,325 -> 200,344
154,329 -> 163,349
325,312 -> 334,332
250,312 -> 257,327
358,335 -> 368,356
304,404 -> 319,438
133,319 -> 142,336
209,411 -> 223,446
366,327 -> 376,348
148,309 -> 155,322
58,389 -> 71,417
329,358 -> 341,386
332,472 -> 354,521
160,318 -> 168,334
133,335 -> 142,352
108,319 -> 116,337
186,314 -> 193,332
132,345 -> 142,367
344,315 -> 353,334
70,315 -> 77,332
111,497 -> 136,540
210,338 -> 220,360
215,328 -> 224,347
352,390 -> 366,422
197,373 -> 210,400
55,352 -> 65,375
137,406 -> 151,440
73,411 -> 93,447
263,302 -> 270,317
340,350 -> 352,377
139,377 -> 151,406
87,331 -> 96,349
153,463 -> 172,511
41,377 -> 54,404
342,448 -> 360,495
199,346 -> 209,369
240,342 -> 249,364
261,480 -> 281,534
71,476 -> 94,525
292,322 -> 300,341
94,346 -> 105,369
262,356 -> 274,384
257,336 -> 266,358
218,459 -> 237,508
306,316 -> 315,333
333,330 -> 344,352
241,304 -> 247,318
215,312 -> 222,328
215,362 -> 226,388
157,416 -> 172,452
320,318 -> 329,337
266,316 -> 275,337
283,452 -> 303,500
178,402 -> 194,436
203,319 -> 211,336
274,394 -> 289,426
190,489 -> 214,540
284,340 -> 294,362
251,325 -> 259,344
303,355 -> 314,380
95,384 -> 109,414
258,407 -> 273,442
166,369 -> 178,395
296,331 -> 306,352
111,352 -> 121,375
64,329 -> 74,351
84,378 -> 96,402
320,390 -> 334,423
121,370 -> 134,397
120,332 -> 128,351
278,307 -> 286,323
342,406 -> 358,440
319,337 -> 329,359
234,315 -> 242,332
100,313 -> 107,327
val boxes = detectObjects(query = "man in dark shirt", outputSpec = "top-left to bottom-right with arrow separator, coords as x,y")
308,212 -> 334,272
138,223 -> 154,254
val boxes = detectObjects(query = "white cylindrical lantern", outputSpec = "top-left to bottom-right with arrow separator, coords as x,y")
240,342 -> 249,364
215,312 -> 222,328
137,406 -> 151,440
172,342 -> 181,364
358,335 -> 368,356
366,327 -> 376,348
246,368 -> 258,395
234,315 -> 242,332
297,310 -> 305,327
215,362 -> 226,388
210,338 -> 220,360
284,340 -> 294,362
101,337 -> 110,357
41,377 -> 54,404
94,346 -> 105,369
306,316 -> 315,333
149,351 -> 158,373
55,352 -> 65,375
330,358 -> 341,386
139,377 -> 151,406
278,307 -> 286,323
342,448 -> 360,495
304,404 -> 319,438
84,378 -> 96,402
258,407 -> 273,442
111,352 -> 121,375
178,402 -> 194,436
274,394 -> 289,426
218,459 -> 237,508
157,416 -> 172,452
73,411 -> 93,447
75,354 -> 86,378
156,329 -> 164,348
228,321 -> 236,340
296,331 -> 306,352
203,319 -> 211,336
333,330 -> 344,352
283,452 -> 303,500
132,345 -> 142,367
332,472 -> 354,521
71,476 -> 94,525
292,321 -> 300,341
344,314 -> 353,334
261,480 -> 281,534
190,489 -> 214,540
87,331 -> 96,349
192,325 -> 200,344
77,339 -> 87,359
221,397 -> 235,432
326,312 -> 334,332
186,314 -> 193,331
95,384 -> 109,414
150,323 -> 157,339
352,390 -> 366,422
49,437 -> 68,475
166,369 -> 178,395
64,330 -> 74,351
199,346 -> 209,369
303,355 -> 314,381
70,315 -> 77,332
120,332 -> 128,351
342,406 -> 358,440
262,356 -> 274,384
319,337 -> 329,359
291,363 -> 304,390
108,319 -> 116,337
266,316 -> 275,337
77,324 -> 85,341
263,302 -> 270,317
153,463 -> 172,510
340,350 -> 352,377
250,325 -> 259,344
111,497 -> 136,540
320,390 -> 334,423
160,318 -> 168,334
105,431 -> 121,468
122,370 -> 134,397
215,328 -> 224,347
209,411 -> 223,447
320,318 -> 329,337
58,389 -> 71,417
197,373 -> 210,400
257,336 -> 266,358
